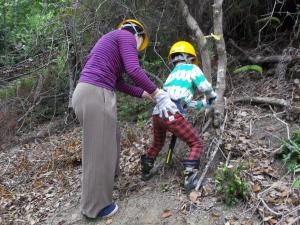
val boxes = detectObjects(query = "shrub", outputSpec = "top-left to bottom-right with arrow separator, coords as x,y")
214,161 -> 250,206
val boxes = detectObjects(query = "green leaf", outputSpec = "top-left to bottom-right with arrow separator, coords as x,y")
256,16 -> 280,25
292,177 -> 300,189
233,65 -> 263,74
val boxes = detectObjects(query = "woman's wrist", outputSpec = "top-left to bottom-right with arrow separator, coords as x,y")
151,88 -> 160,98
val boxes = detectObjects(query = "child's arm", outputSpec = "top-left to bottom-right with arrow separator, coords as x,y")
191,65 -> 217,104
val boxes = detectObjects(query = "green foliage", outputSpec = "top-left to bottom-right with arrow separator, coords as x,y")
292,177 -> 300,189
256,16 -> 281,25
0,0 -> 72,66
297,4 -> 300,13
214,161 -> 250,206
280,130 -> 300,173
233,65 -> 263,74
142,59 -> 169,84
117,93 -> 152,123
0,75 -> 35,99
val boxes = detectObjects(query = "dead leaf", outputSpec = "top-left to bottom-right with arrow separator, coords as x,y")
189,191 -> 199,203
32,179 -> 45,189
239,136 -> 248,143
202,184 -> 212,196
269,218 -> 278,224
224,143 -> 232,151
252,184 -> 261,193
105,218 -> 113,224
161,209 -> 173,219
211,209 -> 221,217
266,196 -> 276,204
263,216 -> 273,221
281,190 -> 289,198
257,139 -> 265,145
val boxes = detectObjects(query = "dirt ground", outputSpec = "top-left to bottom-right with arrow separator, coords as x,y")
49,168 -> 261,225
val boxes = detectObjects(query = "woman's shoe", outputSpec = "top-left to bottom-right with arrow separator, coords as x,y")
98,203 -> 119,218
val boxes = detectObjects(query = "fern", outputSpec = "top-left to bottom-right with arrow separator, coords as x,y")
233,65 -> 263,74
256,16 -> 280,25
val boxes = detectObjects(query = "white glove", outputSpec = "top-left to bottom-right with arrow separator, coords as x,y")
154,90 -> 178,118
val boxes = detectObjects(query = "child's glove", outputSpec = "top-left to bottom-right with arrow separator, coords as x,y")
154,89 -> 178,118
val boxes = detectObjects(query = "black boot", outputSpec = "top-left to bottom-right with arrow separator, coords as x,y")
140,154 -> 155,181
182,160 -> 200,193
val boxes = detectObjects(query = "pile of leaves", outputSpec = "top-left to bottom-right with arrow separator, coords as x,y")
0,121 -> 155,224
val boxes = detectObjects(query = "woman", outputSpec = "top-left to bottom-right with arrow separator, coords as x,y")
72,19 -> 177,219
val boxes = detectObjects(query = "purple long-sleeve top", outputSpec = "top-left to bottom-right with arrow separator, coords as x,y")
79,29 -> 157,97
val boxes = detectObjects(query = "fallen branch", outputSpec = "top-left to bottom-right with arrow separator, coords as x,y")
259,198 -> 283,216
233,96 -> 289,107
269,105 -> 290,139
276,205 -> 300,225
287,216 -> 300,225
195,111 -> 228,191
229,39 -> 298,64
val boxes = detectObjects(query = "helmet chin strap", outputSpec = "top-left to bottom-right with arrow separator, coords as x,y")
136,36 -> 143,49
170,53 -> 195,67
121,22 -> 144,36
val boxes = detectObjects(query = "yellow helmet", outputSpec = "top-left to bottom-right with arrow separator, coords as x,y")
168,41 -> 199,65
117,19 -> 149,52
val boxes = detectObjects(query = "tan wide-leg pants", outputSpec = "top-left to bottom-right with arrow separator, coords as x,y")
72,82 -> 119,218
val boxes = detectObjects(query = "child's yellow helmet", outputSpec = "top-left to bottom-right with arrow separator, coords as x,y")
117,19 -> 149,52
168,41 -> 199,65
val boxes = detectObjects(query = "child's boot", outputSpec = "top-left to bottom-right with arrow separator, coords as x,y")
140,154 -> 155,181
183,160 -> 200,192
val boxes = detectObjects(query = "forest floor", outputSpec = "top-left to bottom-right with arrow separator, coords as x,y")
1,73 -> 300,225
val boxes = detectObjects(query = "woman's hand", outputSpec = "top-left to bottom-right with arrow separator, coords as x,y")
142,91 -> 155,102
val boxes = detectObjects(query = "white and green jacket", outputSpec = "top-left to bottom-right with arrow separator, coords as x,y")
153,63 -> 216,115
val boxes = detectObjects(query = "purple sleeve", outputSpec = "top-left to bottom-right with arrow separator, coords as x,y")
115,75 -> 144,97
118,32 -> 157,94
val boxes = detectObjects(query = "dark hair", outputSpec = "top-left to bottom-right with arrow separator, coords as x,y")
121,23 -> 144,36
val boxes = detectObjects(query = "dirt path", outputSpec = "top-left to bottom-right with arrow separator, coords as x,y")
49,175 -> 260,225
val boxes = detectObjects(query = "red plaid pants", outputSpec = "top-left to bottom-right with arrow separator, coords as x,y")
146,113 -> 204,160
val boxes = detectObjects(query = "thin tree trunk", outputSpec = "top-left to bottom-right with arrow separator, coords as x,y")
2,0 -> 7,55
178,0 -> 212,82
212,0 -> 227,127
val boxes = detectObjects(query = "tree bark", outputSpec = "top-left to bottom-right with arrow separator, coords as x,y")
178,0 -> 212,82
2,0 -> 7,55
212,0 -> 227,127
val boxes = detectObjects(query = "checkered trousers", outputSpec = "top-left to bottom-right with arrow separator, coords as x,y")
146,113 -> 204,160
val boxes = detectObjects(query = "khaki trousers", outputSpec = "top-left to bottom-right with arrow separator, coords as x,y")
72,82 -> 119,218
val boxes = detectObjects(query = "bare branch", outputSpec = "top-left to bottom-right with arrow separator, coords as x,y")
178,0 -> 212,82
233,96 -> 289,107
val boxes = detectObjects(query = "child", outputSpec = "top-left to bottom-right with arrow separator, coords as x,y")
141,41 -> 217,192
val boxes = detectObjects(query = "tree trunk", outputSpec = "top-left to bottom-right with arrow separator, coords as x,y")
212,0 -> 227,127
67,48 -> 77,109
178,0 -> 212,82
2,0 -> 7,55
